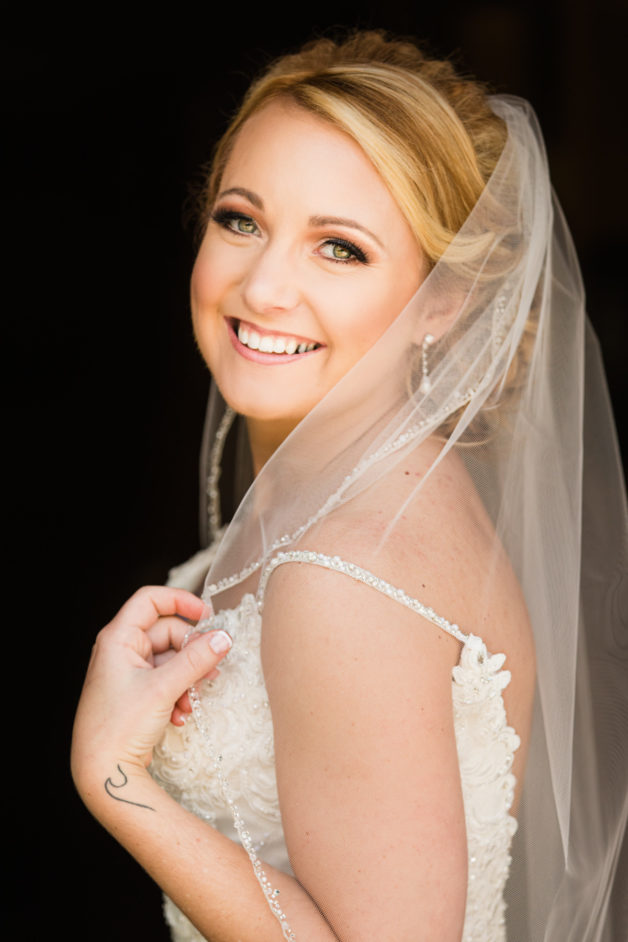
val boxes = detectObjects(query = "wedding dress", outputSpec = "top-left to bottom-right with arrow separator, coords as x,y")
150,92 -> 626,941
151,541 -> 521,942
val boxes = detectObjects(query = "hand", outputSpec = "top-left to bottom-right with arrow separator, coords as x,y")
71,586 -> 232,790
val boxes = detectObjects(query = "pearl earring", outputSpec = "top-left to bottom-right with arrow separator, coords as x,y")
419,333 -> 435,395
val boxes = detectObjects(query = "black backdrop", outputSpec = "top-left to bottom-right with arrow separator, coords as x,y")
8,2 -> 625,938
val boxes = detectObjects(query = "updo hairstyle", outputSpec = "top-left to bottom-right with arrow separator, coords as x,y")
198,31 -> 535,440
199,30 -> 506,267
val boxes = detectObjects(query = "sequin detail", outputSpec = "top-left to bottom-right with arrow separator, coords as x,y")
257,551 -> 469,645
152,547 -> 520,942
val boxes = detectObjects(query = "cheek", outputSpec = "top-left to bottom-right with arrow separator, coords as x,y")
341,287 -> 408,350
191,233 -> 243,309
364,266 -> 423,336
189,257 -> 226,370
334,274 -> 421,370
190,250 -> 219,312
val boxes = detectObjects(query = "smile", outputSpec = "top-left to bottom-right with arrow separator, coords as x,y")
227,317 -> 323,359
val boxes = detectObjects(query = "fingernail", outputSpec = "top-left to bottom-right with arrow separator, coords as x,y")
209,630 -> 232,654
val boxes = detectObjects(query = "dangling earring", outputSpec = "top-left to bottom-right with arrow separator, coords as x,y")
419,333 -> 435,395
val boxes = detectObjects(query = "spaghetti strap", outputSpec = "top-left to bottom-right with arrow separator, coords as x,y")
258,550 -> 471,646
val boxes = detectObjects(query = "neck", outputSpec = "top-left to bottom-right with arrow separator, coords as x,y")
246,416 -> 299,476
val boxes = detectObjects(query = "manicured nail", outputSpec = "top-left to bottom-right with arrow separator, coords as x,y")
209,630 -> 232,654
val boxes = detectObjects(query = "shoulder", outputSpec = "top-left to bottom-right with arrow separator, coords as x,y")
261,545 -> 463,690
270,443 -> 500,633
260,530 -> 468,937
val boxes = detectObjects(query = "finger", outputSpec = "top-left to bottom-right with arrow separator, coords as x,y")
108,586 -> 209,635
174,665 -> 221,715
171,667 -> 220,723
157,630 -> 232,702
155,650 -> 221,673
202,667 -> 221,682
153,649 -> 177,668
176,690 -> 192,713
146,617 -> 193,655
171,706 -> 187,727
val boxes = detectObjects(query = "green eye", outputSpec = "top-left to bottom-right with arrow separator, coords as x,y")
319,238 -> 368,264
211,208 -> 260,237
237,217 -> 257,233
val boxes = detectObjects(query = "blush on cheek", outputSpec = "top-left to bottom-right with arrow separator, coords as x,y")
190,256 -> 207,306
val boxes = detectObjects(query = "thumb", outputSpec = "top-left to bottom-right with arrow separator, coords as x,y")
158,629 -> 232,698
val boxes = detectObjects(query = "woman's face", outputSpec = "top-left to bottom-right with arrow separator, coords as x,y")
191,100 -> 425,435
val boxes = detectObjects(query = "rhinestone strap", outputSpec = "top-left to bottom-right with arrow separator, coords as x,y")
257,550 -> 470,646
184,615 -> 297,941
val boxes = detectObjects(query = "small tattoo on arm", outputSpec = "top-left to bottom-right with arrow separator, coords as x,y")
104,764 -> 155,811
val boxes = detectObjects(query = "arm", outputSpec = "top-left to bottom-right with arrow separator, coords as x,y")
71,586 -> 338,941
71,568 -> 467,942
262,561 -> 468,942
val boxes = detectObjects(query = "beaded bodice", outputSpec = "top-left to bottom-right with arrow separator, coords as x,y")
151,546 -> 520,942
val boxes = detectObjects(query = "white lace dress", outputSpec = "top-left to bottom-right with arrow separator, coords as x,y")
150,544 -> 520,942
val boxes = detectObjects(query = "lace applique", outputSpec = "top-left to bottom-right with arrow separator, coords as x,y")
453,635 -> 520,941
151,595 -> 294,939
151,551 -> 520,942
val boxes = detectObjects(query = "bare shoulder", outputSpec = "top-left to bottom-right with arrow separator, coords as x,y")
262,549 -> 468,940
259,447 -> 483,937
259,440 -> 537,932
302,442 -> 533,656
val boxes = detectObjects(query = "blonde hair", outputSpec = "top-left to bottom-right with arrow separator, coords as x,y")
199,32 -> 533,440
200,31 -> 507,266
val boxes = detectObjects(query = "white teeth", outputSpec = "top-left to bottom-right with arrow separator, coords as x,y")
236,322 -> 318,355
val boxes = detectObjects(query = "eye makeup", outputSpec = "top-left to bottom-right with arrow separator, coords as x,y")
212,206 -> 370,265
211,207 -> 259,234
318,237 -> 369,264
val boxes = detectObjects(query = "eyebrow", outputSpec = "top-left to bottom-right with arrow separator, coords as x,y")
308,215 -> 384,249
216,189 -> 384,249
216,186 -> 264,209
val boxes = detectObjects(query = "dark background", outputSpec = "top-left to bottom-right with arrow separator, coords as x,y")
7,1 -> 625,938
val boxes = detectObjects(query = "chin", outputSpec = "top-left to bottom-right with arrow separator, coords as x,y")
213,363 -> 322,425
217,383 -> 310,428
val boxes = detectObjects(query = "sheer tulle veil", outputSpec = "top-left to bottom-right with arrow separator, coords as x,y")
194,94 -> 627,940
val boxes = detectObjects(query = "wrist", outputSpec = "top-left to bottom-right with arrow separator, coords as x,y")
72,751 -> 155,820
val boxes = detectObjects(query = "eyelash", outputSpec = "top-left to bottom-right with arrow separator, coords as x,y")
320,238 -> 369,265
210,208 -> 370,265
211,208 -> 259,236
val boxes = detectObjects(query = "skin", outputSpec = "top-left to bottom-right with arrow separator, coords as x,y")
71,101 -> 535,941
191,100 -> 426,472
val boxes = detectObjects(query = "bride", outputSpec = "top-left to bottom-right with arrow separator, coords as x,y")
71,32 -> 627,941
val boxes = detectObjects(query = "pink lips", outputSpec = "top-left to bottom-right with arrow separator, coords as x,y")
226,317 -> 324,365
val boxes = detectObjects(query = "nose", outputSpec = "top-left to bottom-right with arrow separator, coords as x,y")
241,241 -> 302,317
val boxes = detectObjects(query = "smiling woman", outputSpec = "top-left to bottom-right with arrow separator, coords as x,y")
191,100 -> 424,463
71,30 -> 627,942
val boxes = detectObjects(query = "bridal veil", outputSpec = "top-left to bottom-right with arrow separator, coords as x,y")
192,82 -> 627,941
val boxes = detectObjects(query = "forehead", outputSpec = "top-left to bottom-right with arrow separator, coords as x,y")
220,100 -> 405,224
